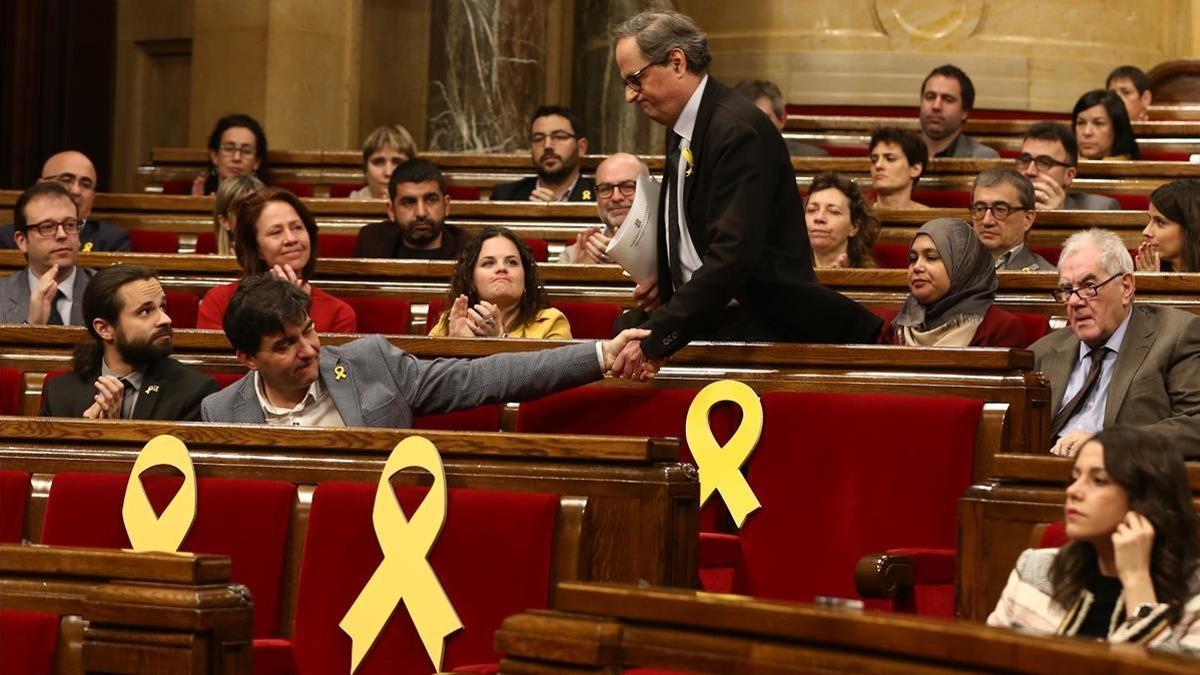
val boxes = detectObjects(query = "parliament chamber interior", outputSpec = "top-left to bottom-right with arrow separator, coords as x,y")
1,1 -> 1199,673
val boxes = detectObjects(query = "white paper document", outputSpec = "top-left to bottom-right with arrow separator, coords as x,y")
604,172 -> 660,284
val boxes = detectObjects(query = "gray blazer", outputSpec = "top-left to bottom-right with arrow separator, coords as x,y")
1062,191 -> 1121,211
0,267 -> 95,325
997,245 -> 1055,272
938,133 -> 1000,158
1032,303 -> 1200,457
201,334 -> 604,427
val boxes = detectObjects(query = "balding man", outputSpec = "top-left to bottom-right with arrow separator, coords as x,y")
1,151 -> 130,252
558,153 -> 649,264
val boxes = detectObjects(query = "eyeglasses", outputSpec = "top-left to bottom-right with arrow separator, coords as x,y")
24,219 -> 82,237
970,202 -> 1028,220
622,58 -> 669,93
1016,153 -> 1074,172
40,172 -> 95,191
529,132 -> 576,145
596,180 -> 637,198
218,143 -> 257,157
1051,272 -> 1123,303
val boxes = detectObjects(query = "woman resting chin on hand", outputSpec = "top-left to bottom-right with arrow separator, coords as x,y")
430,226 -> 571,340
987,428 -> 1200,655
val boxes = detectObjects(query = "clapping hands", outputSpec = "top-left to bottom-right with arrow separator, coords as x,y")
82,375 -> 126,420
1136,241 -> 1161,272
446,294 -> 504,337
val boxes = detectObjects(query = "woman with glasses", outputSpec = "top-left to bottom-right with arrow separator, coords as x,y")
804,171 -> 880,269
429,227 -> 571,339
989,428 -> 1200,655
197,189 -> 356,332
879,218 -> 1025,347
192,114 -> 271,195
1138,179 -> 1200,273
1072,90 -> 1141,161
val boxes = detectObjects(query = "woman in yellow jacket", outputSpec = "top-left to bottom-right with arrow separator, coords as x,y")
430,226 -> 572,339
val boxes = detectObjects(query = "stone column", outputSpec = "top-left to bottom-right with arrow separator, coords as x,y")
572,0 -> 676,156
426,0 -> 549,152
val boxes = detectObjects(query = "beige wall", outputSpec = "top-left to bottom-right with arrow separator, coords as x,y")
680,0 -> 1199,113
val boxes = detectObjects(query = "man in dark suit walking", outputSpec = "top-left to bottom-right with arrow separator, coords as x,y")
609,10 -> 880,376
41,264 -> 217,421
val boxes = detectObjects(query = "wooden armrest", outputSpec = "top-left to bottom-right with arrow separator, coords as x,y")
0,544 -> 231,584
854,548 -> 955,599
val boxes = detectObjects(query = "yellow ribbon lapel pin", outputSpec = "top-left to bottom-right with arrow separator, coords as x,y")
334,364 -> 348,381
686,380 -> 764,528
339,436 -> 462,673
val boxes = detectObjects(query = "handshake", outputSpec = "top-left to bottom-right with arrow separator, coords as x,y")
600,328 -> 662,381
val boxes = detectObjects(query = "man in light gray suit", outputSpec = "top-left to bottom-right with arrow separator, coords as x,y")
0,182 -> 95,325
1033,229 -> 1200,459
1018,122 -> 1121,211
201,275 -> 654,426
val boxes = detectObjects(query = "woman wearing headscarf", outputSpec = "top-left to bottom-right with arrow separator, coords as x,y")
880,218 -> 1025,347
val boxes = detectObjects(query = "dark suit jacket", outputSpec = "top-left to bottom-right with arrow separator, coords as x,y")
489,175 -> 597,202
1031,303 -> 1200,456
639,77 -> 879,358
0,220 -> 130,252
353,221 -> 466,259
40,357 -> 218,421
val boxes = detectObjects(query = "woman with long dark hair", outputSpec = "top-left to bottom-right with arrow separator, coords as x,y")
430,226 -> 571,339
1138,179 -> 1200,273
989,428 -> 1200,654
804,171 -> 880,269
1072,90 -> 1141,161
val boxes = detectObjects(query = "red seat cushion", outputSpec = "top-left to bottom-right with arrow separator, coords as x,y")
40,472 -> 295,637
1040,521 -> 1068,548
212,371 -> 247,389
0,610 -> 58,675
129,230 -> 180,253
317,233 -> 357,259
330,183 -> 366,199
340,296 -> 412,334
737,392 -> 981,605
0,367 -> 22,416
912,190 -> 971,208
414,404 -> 503,432
290,483 -> 558,675
274,182 -> 313,198
549,301 -> 622,339
524,237 -> 549,262
446,185 -> 481,201
1028,245 -> 1061,267
165,290 -> 200,329
872,242 -> 910,269
1013,312 -> 1050,345
195,231 -> 218,255
161,179 -> 192,195
1112,193 -> 1150,211
0,470 -> 30,543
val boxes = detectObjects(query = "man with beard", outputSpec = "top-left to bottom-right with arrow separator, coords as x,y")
352,158 -> 467,259
559,152 -> 649,263
40,264 -> 217,421
918,65 -> 999,159
490,105 -> 597,202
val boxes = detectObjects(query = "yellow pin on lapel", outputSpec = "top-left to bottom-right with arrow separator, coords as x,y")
581,189 -> 592,200
81,241 -> 94,253
339,436 -> 462,673
334,364 -> 348,381
122,434 -> 197,552
683,147 -> 695,177
686,380 -> 763,528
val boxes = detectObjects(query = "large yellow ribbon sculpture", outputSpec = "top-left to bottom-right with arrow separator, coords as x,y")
122,434 -> 197,552
339,436 -> 462,673
686,380 -> 764,528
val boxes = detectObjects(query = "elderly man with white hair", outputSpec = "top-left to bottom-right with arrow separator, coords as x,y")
1032,228 -> 1200,458
558,152 -> 650,264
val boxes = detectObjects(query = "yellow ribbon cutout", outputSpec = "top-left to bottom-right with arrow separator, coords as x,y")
121,434 -> 197,552
686,380 -> 764,528
334,365 -> 348,381
339,436 -> 462,673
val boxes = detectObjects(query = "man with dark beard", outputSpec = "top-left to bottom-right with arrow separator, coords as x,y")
490,105 -> 597,202
40,264 -> 217,420
352,158 -> 467,259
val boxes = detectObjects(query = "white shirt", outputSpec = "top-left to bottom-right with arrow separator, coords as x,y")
667,74 -> 708,286
1057,308 -> 1133,435
254,371 -> 346,427
27,266 -> 76,324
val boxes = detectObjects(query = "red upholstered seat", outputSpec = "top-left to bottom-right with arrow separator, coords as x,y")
0,367 -> 22,416
161,179 -> 192,195
446,185 -> 481,201
0,610 -> 58,675
0,470 -> 29,543
1040,521 -> 1068,548
1014,312 -> 1051,345
317,233 -> 357,258
1140,150 -> 1192,162
340,296 -> 412,334
1112,193 -> 1150,210
734,392 -> 981,607
195,231 -> 218,255
1029,245 -> 1061,267
330,183 -> 366,198
912,189 -> 971,208
524,237 -> 549,262
212,371 -> 247,389
414,404 -> 503,432
872,242 -> 910,269
40,472 -> 295,638
288,483 -> 559,675
129,229 -> 180,253
549,301 -> 622,339
165,290 -> 199,329
274,181 -> 313,198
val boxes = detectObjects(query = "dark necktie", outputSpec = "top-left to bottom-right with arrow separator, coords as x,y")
666,131 -> 685,292
1050,347 -> 1111,438
47,290 -> 66,326
120,378 -> 137,419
